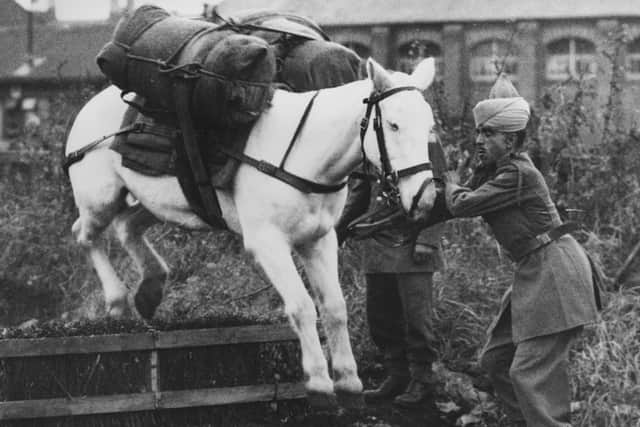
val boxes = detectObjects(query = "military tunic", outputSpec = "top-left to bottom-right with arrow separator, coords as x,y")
445,152 -> 600,344
336,160 -> 444,381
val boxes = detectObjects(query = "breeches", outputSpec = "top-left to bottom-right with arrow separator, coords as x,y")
365,272 -> 437,380
479,308 -> 583,427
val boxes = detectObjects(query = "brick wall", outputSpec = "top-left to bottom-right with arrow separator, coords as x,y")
324,17 -> 640,125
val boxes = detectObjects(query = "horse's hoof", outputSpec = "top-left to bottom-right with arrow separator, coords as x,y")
134,289 -> 161,320
306,391 -> 338,410
106,299 -> 129,318
107,306 -> 126,318
336,391 -> 365,410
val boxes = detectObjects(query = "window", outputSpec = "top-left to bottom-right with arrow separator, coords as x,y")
396,40 -> 443,76
626,38 -> 640,80
546,37 -> 597,80
341,41 -> 371,60
470,39 -> 518,82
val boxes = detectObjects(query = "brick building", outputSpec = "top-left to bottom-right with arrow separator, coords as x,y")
0,1 -> 125,143
2,0 -> 640,143
224,0 -> 640,122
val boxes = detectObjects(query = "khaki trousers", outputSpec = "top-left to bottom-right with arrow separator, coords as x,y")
480,308 -> 583,427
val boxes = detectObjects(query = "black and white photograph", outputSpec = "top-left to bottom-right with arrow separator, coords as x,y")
0,1 -> 638,426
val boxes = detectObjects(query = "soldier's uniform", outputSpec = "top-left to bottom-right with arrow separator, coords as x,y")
337,135 -> 446,407
338,172 -> 444,406
445,135 -> 601,424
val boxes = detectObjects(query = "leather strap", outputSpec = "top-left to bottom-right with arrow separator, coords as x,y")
219,147 -> 347,194
63,123 -> 141,176
172,79 -> 226,228
511,221 -> 582,262
359,86 -> 432,186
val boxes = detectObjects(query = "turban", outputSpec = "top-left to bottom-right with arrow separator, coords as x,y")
473,97 -> 531,132
473,73 -> 530,132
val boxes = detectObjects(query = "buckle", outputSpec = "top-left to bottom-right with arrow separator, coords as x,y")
536,232 -> 552,245
360,117 -> 369,132
256,160 -> 277,175
385,171 -> 399,184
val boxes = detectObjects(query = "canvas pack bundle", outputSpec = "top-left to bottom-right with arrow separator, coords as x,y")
96,5 -> 277,128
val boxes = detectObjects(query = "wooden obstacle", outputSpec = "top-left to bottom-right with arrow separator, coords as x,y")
0,323 -> 306,424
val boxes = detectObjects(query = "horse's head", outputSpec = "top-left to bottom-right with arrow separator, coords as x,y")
362,57 -> 438,221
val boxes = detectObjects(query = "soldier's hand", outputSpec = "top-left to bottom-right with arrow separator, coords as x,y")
443,170 -> 460,184
413,243 -> 435,264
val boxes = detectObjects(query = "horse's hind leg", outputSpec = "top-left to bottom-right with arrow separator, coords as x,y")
112,205 -> 167,320
71,188 -> 129,317
243,228 -> 335,407
296,231 -> 364,407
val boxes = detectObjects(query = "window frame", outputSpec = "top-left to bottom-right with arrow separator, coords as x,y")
469,39 -> 518,83
545,37 -> 597,81
626,38 -> 640,80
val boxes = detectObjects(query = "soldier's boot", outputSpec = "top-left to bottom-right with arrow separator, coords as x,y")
363,374 -> 410,402
393,379 -> 434,408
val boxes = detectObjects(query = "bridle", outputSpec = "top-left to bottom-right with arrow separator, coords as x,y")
359,85 -> 433,218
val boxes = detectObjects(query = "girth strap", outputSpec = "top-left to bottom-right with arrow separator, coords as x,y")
172,79 -> 226,228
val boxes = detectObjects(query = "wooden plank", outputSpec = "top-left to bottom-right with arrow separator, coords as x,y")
0,383 -> 306,420
0,324 -> 297,358
158,382 -> 307,409
154,324 -> 298,349
0,333 -> 155,358
0,392 -> 156,419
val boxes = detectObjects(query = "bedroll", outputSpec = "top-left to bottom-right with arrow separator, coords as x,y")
96,5 -> 277,128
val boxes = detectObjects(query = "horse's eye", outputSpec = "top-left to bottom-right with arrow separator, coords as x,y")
389,122 -> 399,131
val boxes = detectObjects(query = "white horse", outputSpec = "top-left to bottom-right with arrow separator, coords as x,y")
65,57 -> 438,406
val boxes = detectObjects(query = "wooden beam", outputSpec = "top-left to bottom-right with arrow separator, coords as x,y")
0,392 -> 156,419
158,382 -> 306,409
0,383 -> 307,420
154,324 -> 298,349
0,324 -> 297,358
0,333 -> 156,358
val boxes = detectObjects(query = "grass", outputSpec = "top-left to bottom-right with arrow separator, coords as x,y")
2,154 -> 639,426
1,85 -> 639,425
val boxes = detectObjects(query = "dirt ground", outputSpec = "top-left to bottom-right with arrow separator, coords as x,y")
274,368 -> 461,427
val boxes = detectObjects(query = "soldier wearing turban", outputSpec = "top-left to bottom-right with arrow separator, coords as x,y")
441,74 -> 601,426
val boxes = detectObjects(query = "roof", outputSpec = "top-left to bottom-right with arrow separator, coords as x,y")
218,0 -> 640,25
2,0 -> 639,83
0,22 -> 113,83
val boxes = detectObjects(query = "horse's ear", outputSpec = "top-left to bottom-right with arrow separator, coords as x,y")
411,57 -> 436,90
366,57 -> 393,92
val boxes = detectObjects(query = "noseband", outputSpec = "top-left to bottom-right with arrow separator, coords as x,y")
359,86 -> 433,217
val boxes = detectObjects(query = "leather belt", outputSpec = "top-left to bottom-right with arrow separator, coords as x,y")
511,221 -> 582,262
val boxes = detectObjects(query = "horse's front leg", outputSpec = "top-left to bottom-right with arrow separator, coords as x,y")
296,230 -> 364,408
243,228 -> 335,408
